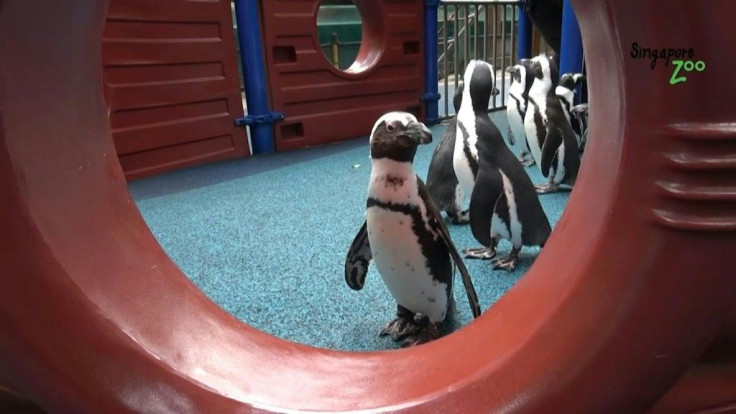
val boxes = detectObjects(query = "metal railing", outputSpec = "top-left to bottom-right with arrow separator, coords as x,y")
438,1 -> 521,120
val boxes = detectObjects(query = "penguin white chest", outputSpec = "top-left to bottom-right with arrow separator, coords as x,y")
453,112 -> 478,197
508,82 -> 526,115
507,101 -> 526,145
365,163 -> 449,324
524,96 -> 547,167
490,171 -> 523,247
549,143 -> 567,184
366,208 -> 448,323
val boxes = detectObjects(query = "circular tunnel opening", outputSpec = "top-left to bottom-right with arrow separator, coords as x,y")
129,59 -> 588,354
315,0 -> 383,76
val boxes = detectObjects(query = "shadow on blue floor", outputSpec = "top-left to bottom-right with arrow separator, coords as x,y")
128,111 -> 570,351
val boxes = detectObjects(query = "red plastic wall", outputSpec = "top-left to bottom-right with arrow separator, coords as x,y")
102,0 -> 249,180
261,0 -> 426,151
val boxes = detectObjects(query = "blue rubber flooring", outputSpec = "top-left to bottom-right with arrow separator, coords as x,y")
129,111 -> 570,352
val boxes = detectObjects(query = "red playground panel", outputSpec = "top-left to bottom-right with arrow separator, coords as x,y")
261,0 -> 426,151
102,0 -> 249,180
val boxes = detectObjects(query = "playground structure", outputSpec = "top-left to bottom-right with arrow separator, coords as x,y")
100,0 -> 552,180
2,1 -> 736,413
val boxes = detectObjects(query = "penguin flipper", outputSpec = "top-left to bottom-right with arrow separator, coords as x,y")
345,220 -> 372,291
469,168 -> 504,248
417,177 -> 481,319
540,125 -> 564,177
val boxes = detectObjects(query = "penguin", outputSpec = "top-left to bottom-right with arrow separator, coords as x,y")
537,75 -> 583,194
506,59 -> 536,166
345,111 -> 481,347
452,60 -> 500,259
426,84 -> 468,224
571,103 -> 589,154
523,54 -> 559,179
456,60 -> 552,271
555,73 -> 586,147
452,61 -> 488,219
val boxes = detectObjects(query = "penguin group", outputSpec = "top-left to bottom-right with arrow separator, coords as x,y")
522,54 -> 586,193
344,56 -> 588,347
452,60 -> 551,270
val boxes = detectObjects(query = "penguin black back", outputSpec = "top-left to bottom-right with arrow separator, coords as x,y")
426,84 -> 467,222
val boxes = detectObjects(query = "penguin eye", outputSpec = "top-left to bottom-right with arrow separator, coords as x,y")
386,123 -> 396,132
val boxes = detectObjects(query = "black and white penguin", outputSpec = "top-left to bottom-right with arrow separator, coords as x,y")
426,84 -> 468,224
506,59 -> 536,166
455,60 -> 552,271
345,111 -> 481,347
452,61 -> 490,217
537,74 -> 583,194
555,73 -> 585,146
571,103 -> 589,154
523,54 -> 559,178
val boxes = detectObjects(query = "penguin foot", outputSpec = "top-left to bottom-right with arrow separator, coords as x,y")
535,183 -> 559,194
521,158 -> 536,167
463,246 -> 497,260
400,323 -> 440,347
448,209 -> 470,225
492,248 -> 520,272
380,306 -> 420,341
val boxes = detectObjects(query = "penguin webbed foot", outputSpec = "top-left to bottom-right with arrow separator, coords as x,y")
463,246 -> 497,260
521,158 -> 536,167
518,151 -> 536,167
535,182 -> 559,194
492,248 -> 520,272
400,321 -> 440,347
380,306 -> 421,341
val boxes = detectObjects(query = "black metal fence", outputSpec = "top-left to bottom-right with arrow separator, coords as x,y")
438,0 -> 522,119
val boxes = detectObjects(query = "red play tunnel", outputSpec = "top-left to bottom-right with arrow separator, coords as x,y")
1,0 -> 735,412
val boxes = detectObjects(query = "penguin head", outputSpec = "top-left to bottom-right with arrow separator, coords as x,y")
369,112 -> 432,162
507,60 -> 531,86
462,60 -> 496,112
529,54 -> 560,87
558,73 -> 585,92
452,83 -> 464,113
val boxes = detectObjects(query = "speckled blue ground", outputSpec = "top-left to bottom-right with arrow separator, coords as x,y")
129,111 -> 570,351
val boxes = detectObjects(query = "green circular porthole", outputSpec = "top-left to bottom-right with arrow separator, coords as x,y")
315,1 -> 384,76
316,1 -> 363,70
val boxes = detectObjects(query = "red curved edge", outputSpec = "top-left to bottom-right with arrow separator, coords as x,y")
1,1 -> 736,413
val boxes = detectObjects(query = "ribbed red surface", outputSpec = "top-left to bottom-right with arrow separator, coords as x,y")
102,0 -> 249,180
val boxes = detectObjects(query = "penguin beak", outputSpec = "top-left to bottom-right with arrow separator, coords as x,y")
505,66 -> 514,74
400,121 -> 433,145
492,87 -> 500,96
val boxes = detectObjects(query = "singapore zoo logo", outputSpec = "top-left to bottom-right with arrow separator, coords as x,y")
630,42 -> 706,85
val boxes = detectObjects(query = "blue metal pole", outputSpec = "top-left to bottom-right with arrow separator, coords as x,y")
559,0 -> 584,98
517,3 -> 532,60
233,0 -> 283,155
422,0 -> 441,125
